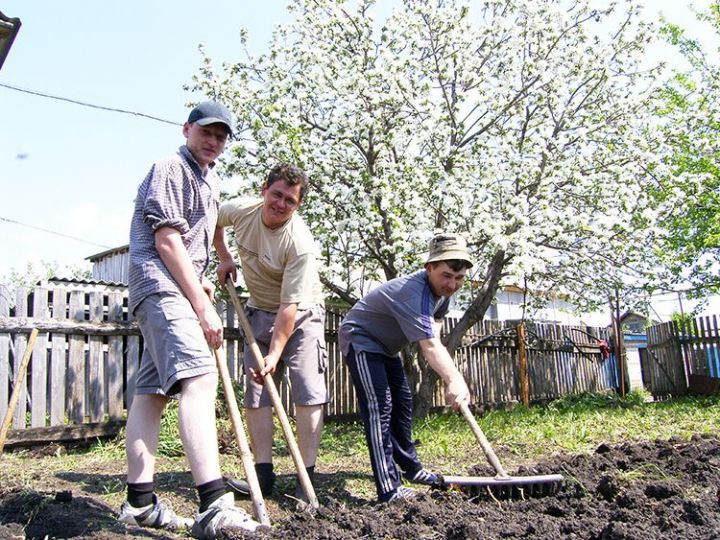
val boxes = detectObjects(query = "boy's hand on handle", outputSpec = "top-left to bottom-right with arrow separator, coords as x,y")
249,352 -> 280,384
445,374 -> 471,411
217,258 -> 238,285
200,281 -> 223,349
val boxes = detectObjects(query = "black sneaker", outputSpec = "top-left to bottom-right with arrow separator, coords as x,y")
225,477 -> 250,499
225,464 -> 275,499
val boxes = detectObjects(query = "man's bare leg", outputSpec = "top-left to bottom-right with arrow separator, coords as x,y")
178,373 -> 223,485
126,394 -> 167,483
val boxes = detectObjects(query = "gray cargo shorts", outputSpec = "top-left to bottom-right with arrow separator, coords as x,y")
243,304 -> 329,408
134,292 -> 217,396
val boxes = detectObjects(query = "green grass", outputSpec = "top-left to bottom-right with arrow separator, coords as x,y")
81,390 -> 720,480
317,390 -> 720,475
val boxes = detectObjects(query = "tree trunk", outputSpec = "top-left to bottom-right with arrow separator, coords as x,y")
445,249 -> 507,355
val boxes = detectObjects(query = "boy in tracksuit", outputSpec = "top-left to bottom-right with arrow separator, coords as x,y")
339,233 -> 473,502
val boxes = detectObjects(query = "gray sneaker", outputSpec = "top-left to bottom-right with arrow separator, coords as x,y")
378,486 -> 418,503
384,486 -> 418,503
118,495 -> 192,531
405,468 -> 440,486
191,492 -> 260,539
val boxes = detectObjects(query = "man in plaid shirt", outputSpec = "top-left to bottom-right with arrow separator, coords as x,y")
120,101 -> 260,539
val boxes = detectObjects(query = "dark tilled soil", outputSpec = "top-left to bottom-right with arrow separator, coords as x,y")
2,435 -> 719,539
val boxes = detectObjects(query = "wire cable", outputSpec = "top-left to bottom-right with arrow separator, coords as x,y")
0,216 -> 112,249
0,82 -> 182,126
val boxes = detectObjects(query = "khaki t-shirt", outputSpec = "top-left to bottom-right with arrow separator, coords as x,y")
217,198 -> 324,312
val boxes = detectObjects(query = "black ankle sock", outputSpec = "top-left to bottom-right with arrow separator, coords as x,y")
302,465 -> 315,483
295,465 -> 315,491
255,462 -> 276,496
197,478 -> 227,513
127,481 -> 155,508
255,462 -> 274,475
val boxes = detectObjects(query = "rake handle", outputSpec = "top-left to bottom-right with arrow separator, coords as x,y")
225,278 -> 319,509
213,346 -> 271,526
460,402 -> 509,479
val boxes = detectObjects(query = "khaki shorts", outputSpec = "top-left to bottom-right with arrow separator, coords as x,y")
134,292 -> 216,396
243,304 -> 328,408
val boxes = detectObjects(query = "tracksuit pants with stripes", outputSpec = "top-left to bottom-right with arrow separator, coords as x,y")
344,345 -> 424,500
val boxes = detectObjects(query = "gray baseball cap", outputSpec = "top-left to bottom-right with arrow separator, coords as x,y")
188,101 -> 233,135
426,233 -> 473,267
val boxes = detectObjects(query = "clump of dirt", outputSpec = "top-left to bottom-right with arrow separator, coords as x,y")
2,435 -> 719,539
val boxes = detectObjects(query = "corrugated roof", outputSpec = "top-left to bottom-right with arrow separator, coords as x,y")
46,276 -> 127,287
85,244 -> 129,261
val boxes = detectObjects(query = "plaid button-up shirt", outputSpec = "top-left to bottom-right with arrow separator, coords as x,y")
128,145 -> 220,313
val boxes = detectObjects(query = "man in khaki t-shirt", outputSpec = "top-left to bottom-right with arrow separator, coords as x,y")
214,163 -> 327,503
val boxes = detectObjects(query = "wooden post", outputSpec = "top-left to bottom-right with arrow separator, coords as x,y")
0,328 -> 39,452
517,323 -> 530,407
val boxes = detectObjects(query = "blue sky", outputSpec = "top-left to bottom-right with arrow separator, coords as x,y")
0,1 -> 293,278
0,0 -> 716,317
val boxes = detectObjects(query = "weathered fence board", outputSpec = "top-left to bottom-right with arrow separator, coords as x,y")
68,290 -> 85,424
31,287 -> 49,428
88,291 -> 104,423
646,316 -> 720,398
107,291 -> 125,420
0,285 -> 10,423
50,287 -> 67,426
13,287 -> 28,429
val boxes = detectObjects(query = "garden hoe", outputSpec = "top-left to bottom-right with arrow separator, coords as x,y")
213,344 -> 271,527
224,278 -> 320,510
437,403 -> 564,499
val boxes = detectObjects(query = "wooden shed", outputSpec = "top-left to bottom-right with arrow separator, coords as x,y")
86,245 -> 129,285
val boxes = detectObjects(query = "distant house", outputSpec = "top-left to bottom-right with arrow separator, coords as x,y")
619,310 -> 658,334
484,285 -> 608,327
86,244 -> 129,285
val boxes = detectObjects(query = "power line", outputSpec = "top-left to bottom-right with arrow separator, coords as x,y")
0,216 -> 113,249
0,82 -> 182,126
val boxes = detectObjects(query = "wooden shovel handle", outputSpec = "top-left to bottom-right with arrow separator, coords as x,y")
214,346 -> 271,526
225,278 -> 319,509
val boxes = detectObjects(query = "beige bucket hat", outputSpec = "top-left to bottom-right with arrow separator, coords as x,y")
425,233 -> 473,267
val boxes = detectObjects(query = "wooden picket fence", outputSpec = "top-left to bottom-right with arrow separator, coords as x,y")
645,315 -> 720,398
446,320 -> 616,406
1,282 -> 617,445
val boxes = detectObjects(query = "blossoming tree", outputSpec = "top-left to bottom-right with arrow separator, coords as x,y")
193,0 -> 684,413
